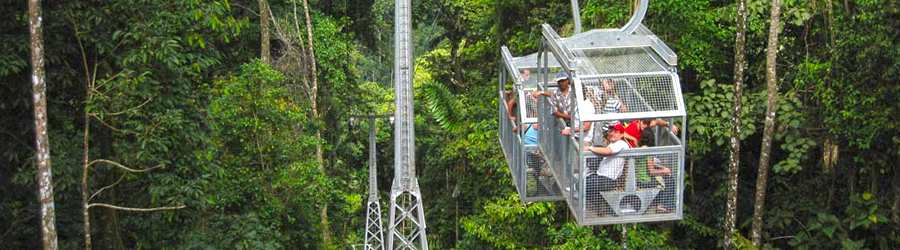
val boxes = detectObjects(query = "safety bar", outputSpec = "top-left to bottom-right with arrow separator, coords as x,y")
501,46 -> 521,82
541,24 -> 577,72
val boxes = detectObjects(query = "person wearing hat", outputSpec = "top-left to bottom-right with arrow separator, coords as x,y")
531,71 -> 573,121
588,123 -> 631,184
585,123 -> 631,216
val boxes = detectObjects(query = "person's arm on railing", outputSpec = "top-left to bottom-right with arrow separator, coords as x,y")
650,118 -> 679,134
647,157 -> 672,176
623,133 -> 638,146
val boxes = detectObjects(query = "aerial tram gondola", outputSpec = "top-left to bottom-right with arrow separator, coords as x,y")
499,0 -> 687,226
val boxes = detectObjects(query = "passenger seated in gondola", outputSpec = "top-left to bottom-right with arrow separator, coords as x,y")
522,122 -> 556,191
585,79 -> 627,147
519,68 -> 532,84
585,124 -> 630,215
621,118 -> 680,147
635,129 -> 675,213
531,72 -> 573,122
504,90 -> 519,132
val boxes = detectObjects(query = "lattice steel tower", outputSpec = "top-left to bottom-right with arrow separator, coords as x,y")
365,115 -> 385,250
387,0 -> 428,249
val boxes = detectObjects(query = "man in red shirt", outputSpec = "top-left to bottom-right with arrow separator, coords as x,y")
621,119 -> 679,147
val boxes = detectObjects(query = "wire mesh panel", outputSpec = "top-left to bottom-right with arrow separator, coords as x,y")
580,47 -> 668,75
537,85 -> 581,204
573,47 -> 682,122
499,55 -> 563,202
579,74 -> 678,116
524,145 -> 562,199
579,146 -> 682,225
521,89 -> 540,121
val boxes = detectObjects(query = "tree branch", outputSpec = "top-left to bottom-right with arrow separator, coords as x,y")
232,3 -> 259,16
89,113 -> 138,135
89,173 -> 127,202
2,213 -> 35,240
88,159 -> 164,173
105,97 -> 153,116
88,203 -> 185,212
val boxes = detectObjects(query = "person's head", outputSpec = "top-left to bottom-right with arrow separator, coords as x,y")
606,123 -> 626,142
601,79 -> 615,92
638,119 -> 653,130
554,72 -> 570,91
520,69 -> 531,79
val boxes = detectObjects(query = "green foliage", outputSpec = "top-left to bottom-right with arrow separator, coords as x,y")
460,194 -> 556,249
205,61 -> 326,248
790,193 -> 898,249
2,0 -> 898,249
686,79 -> 760,156
548,223 -> 617,249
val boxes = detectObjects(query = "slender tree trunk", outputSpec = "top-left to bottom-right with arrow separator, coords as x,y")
893,164 -> 899,223
29,0 -> 58,248
751,0 -> 783,246
822,0 -> 839,212
82,65 -> 93,250
869,168 -> 879,195
110,189 -> 125,250
724,0 -> 749,248
259,0 -> 271,64
849,163 -> 856,194
299,0 -> 330,246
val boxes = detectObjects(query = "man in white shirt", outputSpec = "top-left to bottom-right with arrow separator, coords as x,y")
560,98 -> 594,147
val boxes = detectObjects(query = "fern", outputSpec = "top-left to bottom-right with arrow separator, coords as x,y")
420,81 -> 462,132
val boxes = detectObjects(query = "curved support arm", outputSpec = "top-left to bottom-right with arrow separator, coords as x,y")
620,0 -> 649,34
571,0 -> 582,33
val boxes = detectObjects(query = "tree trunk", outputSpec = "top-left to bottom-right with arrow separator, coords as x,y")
724,0 -> 749,248
29,0 -> 59,248
299,0 -> 330,246
893,163 -> 899,224
259,0 -> 271,64
751,0 -> 783,246
82,62 -> 93,250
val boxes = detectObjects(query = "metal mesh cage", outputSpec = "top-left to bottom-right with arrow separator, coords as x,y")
530,24 -> 686,226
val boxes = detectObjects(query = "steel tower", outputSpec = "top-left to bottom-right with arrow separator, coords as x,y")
386,0 -> 428,249
364,115 -> 385,250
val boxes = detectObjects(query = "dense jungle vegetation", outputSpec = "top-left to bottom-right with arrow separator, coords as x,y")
2,0 -> 897,249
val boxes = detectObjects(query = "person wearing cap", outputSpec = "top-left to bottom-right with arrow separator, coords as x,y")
587,123 -> 631,183
531,71 -> 573,121
585,123 -> 631,216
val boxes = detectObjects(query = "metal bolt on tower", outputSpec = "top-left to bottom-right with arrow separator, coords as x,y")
365,115 -> 385,250
387,0 -> 428,249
